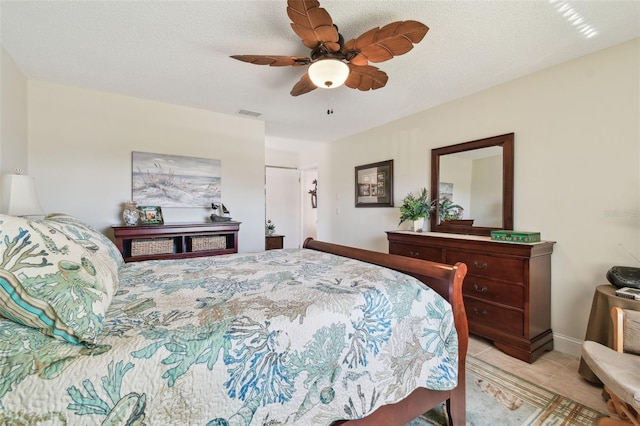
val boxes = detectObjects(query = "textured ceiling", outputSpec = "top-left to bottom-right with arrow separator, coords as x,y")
2,1 -> 639,144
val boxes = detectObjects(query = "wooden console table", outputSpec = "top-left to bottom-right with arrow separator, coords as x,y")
387,231 -> 555,363
112,222 -> 240,262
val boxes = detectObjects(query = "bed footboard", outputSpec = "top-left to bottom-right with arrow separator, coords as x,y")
304,238 -> 468,426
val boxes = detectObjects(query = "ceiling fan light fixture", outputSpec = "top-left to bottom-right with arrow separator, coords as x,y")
308,59 -> 349,89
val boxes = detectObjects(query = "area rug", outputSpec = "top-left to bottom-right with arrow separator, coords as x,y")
407,356 -> 607,426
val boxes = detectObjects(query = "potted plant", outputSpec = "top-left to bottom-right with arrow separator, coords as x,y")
265,219 -> 276,236
438,198 -> 464,222
398,188 -> 436,232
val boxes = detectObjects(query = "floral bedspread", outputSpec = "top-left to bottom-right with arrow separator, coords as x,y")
0,249 -> 458,425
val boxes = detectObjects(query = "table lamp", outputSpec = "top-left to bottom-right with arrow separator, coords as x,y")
1,172 -> 45,216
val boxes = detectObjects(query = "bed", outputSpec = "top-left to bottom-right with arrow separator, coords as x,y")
0,214 -> 468,425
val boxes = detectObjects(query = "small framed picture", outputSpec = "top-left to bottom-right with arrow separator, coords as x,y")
138,206 -> 164,225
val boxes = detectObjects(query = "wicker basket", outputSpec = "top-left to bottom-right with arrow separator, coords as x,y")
131,238 -> 174,257
191,235 -> 227,251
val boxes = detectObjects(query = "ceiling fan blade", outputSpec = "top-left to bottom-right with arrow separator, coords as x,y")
344,64 -> 389,91
290,72 -> 318,96
287,0 -> 340,52
230,55 -> 310,67
344,20 -> 429,66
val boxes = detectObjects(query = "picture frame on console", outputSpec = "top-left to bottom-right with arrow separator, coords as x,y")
138,206 -> 164,225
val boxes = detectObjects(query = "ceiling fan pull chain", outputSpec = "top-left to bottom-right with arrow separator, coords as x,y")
326,92 -> 334,115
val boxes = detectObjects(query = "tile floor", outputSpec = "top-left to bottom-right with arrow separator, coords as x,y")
468,335 -> 609,414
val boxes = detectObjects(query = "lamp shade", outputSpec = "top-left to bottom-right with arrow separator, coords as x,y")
1,174 -> 45,216
308,59 -> 349,89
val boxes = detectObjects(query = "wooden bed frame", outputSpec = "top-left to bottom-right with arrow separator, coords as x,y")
304,238 -> 469,426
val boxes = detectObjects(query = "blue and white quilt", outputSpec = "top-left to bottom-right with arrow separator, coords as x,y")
0,248 -> 458,425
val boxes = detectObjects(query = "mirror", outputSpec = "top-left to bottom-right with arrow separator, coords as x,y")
430,133 -> 514,236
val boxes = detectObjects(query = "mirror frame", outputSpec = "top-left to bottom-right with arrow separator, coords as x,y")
430,133 -> 514,236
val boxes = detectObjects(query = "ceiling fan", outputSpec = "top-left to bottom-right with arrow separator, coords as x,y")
230,0 -> 429,97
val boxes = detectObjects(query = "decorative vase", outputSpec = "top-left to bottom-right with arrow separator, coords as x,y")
122,201 -> 140,226
267,229 -> 275,236
412,218 -> 428,232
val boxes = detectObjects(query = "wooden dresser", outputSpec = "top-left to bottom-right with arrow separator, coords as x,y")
387,231 -> 555,363
112,222 -> 240,262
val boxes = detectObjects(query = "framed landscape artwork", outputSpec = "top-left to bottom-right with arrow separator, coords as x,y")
132,152 -> 221,207
355,160 -> 394,207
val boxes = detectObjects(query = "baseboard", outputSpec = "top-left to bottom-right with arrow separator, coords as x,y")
552,332 -> 583,357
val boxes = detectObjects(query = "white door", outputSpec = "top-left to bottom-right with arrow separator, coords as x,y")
265,167 -> 301,249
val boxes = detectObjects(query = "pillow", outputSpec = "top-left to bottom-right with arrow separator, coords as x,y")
0,214 -> 118,345
42,213 -> 121,300
43,213 -> 125,268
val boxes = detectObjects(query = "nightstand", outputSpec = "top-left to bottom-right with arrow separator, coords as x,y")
265,234 -> 284,250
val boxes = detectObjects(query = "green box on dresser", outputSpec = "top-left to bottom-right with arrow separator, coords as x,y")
387,230 -> 555,363
490,230 -> 541,243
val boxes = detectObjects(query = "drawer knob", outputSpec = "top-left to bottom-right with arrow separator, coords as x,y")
473,260 -> 488,269
409,251 -> 420,257
473,307 -> 488,316
473,284 -> 488,293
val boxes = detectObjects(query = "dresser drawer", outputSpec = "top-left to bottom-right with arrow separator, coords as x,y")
446,250 -> 524,283
463,276 -> 524,307
464,297 -> 524,335
389,243 -> 443,262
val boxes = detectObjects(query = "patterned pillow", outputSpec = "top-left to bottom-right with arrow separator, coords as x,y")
43,213 -> 124,268
0,214 -> 119,345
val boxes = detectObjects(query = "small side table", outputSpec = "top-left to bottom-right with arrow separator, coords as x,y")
265,234 -> 284,250
578,284 -> 640,383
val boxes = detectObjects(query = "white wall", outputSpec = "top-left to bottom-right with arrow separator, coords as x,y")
0,45 -> 28,175
265,147 -> 299,168
27,81 -> 266,252
322,39 -> 640,355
